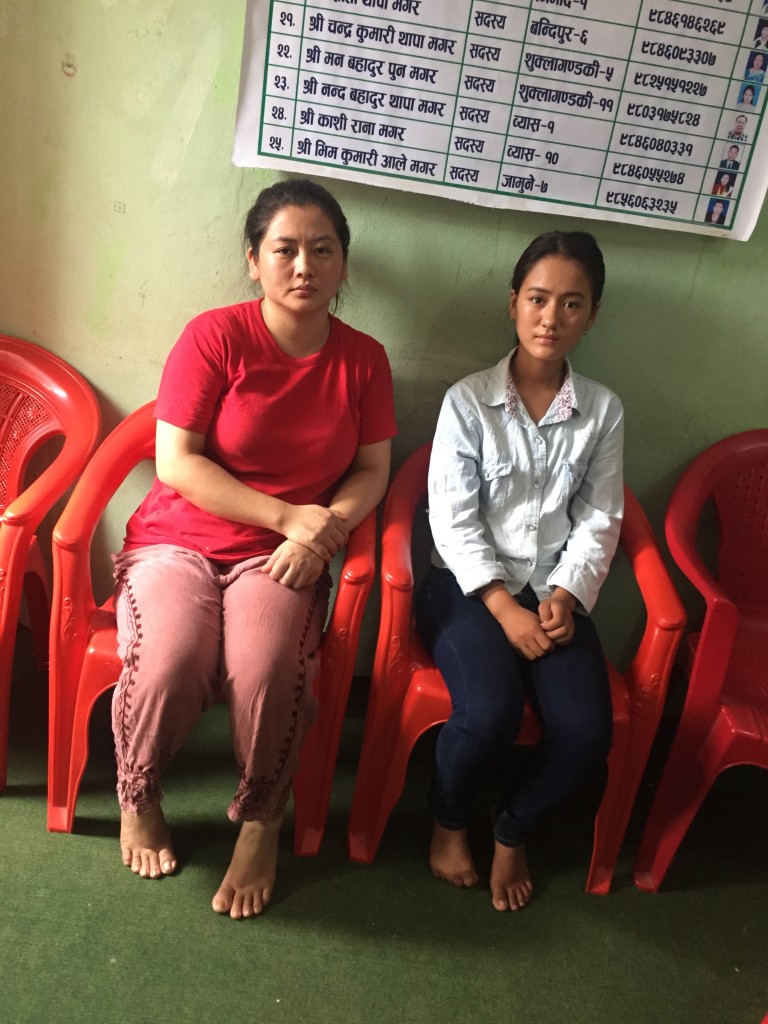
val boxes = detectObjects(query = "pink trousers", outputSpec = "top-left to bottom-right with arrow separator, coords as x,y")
112,545 -> 330,823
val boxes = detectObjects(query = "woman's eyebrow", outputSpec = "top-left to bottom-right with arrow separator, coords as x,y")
272,233 -> 335,243
525,285 -> 587,298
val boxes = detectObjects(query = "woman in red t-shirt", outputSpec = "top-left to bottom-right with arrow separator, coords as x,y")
114,179 -> 396,918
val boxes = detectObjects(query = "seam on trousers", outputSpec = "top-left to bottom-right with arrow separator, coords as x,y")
113,562 -> 166,812
230,578 -> 323,820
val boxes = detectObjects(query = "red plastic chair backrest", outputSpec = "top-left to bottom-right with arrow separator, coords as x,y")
0,334 -> 101,519
669,430 -> 768,614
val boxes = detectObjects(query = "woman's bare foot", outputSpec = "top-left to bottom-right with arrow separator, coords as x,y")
490,840 -> 533,911
120,804 -> 177,879
211,816 -> 282,919
429,822 -> 479,888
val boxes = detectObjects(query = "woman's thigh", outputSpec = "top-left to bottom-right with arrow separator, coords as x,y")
526,613 -> 612,754
415,567 -> 525,732
219,561 -> 331,695
114,544 -> 222,698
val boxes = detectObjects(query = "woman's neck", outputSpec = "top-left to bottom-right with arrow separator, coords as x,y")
260,299 -> 331,358
511,350 -> 566,425
511,347 -> 566,392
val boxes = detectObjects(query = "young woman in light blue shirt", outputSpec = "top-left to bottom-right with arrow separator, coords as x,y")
415,231 -> 624,911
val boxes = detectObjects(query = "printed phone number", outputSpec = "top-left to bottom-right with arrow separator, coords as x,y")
647,10 -> 726,37
604,191 -> 679,215
634,72 -> 707,96
626,102 -> 701,127
640,41 -> 717,67
612,162 -> 685,185
619,132 -> 694,158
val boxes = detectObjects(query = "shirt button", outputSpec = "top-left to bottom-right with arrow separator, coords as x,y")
527,524 -> 536,531
534,480 -> 540,488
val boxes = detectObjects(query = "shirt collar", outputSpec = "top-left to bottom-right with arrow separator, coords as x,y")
501,348 -> 577,422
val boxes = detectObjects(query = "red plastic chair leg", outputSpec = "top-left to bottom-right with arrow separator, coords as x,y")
633,778 -> 712,892
584,716 -> 630,895
349,679 -> 449,863
47,682 -> 90,834
48,627 -> 118,833
633,729 -> 726,892
348,728 -> 418,863
0,671 -> 10,792
0,571 -> 27,791
292,664 -> 353,856
292,512 -> 376,856
23,536 -> 51,670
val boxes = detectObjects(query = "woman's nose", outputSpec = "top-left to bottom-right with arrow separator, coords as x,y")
541,303 -> 557,325
295,249 -> 314,277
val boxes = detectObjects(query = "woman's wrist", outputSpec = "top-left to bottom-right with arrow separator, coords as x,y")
272,498 -> 294,536
477,581 -> 521,618
550,587 -> 577,612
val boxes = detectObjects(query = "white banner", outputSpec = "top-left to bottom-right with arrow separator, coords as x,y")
234,0 -> 768,240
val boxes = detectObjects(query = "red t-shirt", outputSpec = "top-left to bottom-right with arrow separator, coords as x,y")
123,300 -> 397,560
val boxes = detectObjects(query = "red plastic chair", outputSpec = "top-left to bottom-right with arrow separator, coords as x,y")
0,334 -> 101,790
634,429 -> 768,892
47,400 -> 376,855
348,443 -> 686,894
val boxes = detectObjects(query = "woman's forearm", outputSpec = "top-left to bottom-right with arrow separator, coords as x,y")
155,421 -> 349,560
328,440 -> 391,530
158,448 -> 290,532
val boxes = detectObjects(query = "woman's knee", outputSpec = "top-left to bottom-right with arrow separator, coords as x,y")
450,686 -> 523,745
546,711 -> 612,770
115,552 -> 221,689
434,645 -> 524,743
227,606 -> 323,681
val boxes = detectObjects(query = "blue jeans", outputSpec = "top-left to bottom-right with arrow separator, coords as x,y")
414,567 -> 612,847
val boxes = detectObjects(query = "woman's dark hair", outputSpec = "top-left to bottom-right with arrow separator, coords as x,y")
243,178 -> 350,259
510,231 -> 605,307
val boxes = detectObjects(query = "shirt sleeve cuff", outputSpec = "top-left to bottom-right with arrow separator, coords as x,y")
432,550 -> 506,598
546,565 -> 597,614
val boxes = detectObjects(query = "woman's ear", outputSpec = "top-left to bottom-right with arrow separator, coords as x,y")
247,247 -> 260,282
508,289 -> 518,321
586,300 -> 601,331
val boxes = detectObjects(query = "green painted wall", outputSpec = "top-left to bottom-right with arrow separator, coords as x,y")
2,1 -> 766,666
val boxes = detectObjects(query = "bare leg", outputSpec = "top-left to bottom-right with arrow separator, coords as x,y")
120,805 -> 177,879
429,821 -> 479,888
212,816 -> 282,919
490,840 -> 533,911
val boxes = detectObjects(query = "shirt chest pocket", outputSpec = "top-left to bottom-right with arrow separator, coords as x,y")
560,458 -> 589,500
480,459 -> 518,512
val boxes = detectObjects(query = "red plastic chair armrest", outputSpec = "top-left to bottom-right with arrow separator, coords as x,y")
338,508 -> 376,588
3,428 -> 102,528
377,444 -> 432,638
665,468 -> 741,693
326,509 -> 377,638
52,404 -> 156,555
666,485 -> 737,615
50,404 -> 155,628
381,516 -> 416,594
621,488 -> 686,710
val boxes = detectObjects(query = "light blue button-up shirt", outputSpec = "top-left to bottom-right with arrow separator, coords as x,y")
428,350 -> 624,614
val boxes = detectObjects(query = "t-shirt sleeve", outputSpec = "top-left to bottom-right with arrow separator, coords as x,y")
358,343 -> 397,445
154,314 -> 228,434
